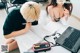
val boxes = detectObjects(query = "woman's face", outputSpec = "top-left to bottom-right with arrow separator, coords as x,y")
57,0 -> 65,4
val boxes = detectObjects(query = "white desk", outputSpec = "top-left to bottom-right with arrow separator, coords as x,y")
14,21 -> 71,53
45,46 -> 71,53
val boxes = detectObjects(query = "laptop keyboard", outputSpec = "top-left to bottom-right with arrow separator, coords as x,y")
63,29 -> 80,49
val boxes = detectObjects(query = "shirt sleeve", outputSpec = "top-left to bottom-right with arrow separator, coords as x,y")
3,9 -> 16,35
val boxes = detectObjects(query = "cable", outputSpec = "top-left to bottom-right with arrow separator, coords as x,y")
44,36 -> 55,47
44,31 -> 62,47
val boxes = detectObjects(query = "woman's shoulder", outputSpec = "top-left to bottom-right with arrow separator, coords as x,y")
7,8 -> 21,20
47,5 -> 53,10
47,5 -> 58,11
47,5 -> 54,13
8,8 -> 21,17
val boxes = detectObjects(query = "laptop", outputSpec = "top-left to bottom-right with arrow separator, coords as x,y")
56,27 -> 80,53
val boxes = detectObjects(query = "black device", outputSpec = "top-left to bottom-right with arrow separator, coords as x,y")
34,0 -> 48,3
56,27 -> 80,53
10,0 -> 27,4
33,42 -> 51,53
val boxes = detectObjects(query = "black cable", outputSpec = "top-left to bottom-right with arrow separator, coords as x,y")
56,33 -> 62,36
44,31 -> 62,46
44,36 -> 55,47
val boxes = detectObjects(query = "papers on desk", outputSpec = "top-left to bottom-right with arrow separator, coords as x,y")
44,21 -> 66,34
15,30 -> 42,53
15,25 -> 50,53
14,21 -> 68,53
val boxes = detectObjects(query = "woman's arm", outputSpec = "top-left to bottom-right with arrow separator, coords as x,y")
5,22 -> 32,39
47,6 -> 55,21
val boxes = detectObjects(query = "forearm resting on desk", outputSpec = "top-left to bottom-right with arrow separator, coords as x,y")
5,23 -> 31,39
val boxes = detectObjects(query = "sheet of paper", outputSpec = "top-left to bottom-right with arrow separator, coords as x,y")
15,30 -> 42,53
14,23 -> 68,53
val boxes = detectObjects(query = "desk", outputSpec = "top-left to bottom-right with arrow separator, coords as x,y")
45,46 -> 71,53
14,21 -> 70,53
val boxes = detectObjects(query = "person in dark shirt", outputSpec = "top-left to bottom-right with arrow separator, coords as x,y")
3,1 -> 40,51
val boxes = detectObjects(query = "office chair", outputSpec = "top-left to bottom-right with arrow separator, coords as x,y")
0,2 -> 6,9
34,0 -> 48,3
1,0 -> 27,13
11,0 -> 27,4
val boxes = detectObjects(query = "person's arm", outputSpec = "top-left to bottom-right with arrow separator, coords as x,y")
47,6 -> 55,21
5,22 -> 31,39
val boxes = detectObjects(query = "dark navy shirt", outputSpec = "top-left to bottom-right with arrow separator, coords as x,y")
3,8 -> 38,35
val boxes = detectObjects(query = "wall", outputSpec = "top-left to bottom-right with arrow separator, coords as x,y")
71,0 -> 80,18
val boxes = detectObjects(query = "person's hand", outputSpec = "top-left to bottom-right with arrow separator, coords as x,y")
64,8 -> 69,16
63,8 -> 69,20
17,22 -> 32,34
24,22 -> 32,31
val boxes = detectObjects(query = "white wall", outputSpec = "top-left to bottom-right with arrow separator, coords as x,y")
71,0 -> 80,18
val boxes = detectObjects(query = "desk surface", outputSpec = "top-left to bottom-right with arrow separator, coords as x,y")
14,21 -> 70,53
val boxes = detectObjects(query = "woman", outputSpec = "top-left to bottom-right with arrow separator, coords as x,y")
46,0 -> 73,25
3,1 -> 40,51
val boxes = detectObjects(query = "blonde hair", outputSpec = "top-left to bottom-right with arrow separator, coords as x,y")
20,1 -> 40,22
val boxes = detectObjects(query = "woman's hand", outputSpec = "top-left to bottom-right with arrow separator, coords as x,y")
24,22 -> 32,32
64,9 -> 69,16
63,9 -> 69,20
